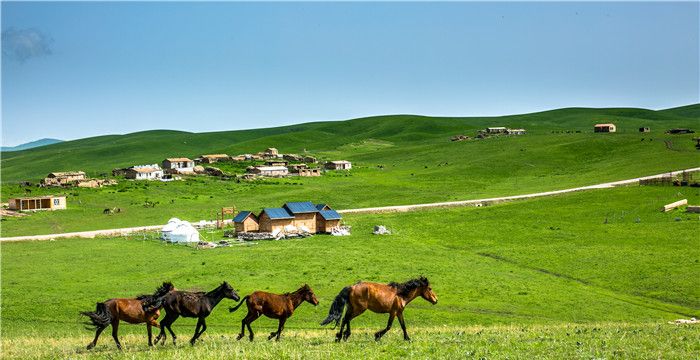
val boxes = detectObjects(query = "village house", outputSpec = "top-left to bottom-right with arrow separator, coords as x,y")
125,165 -> 164,180
198,154 -> 230,164
296,168 -> 321,177
233,211 -> 259,233
507,128 -> 527,135
42,171 -> 87,186
317,208 -> 342,233
486,127 -> 508,134
258,208 -> 295,233
288,164 -> 308,171
303,156 -> 318,163
283,154 -> 304,162
325,160 -> 352,170
265,160 -> 289,167
162,158 -> 195,173
230,155 -> 247,162
264,148 -> 279,157
594,123 -> 616,133
9,195 -> 66,211
247,166 -> 289,177
283,201 -> 319,233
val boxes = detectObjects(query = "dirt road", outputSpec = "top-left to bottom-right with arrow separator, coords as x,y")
2,167 -> 698,242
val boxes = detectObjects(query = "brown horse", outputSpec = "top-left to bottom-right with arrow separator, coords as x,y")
229,284 -> 319,341
81,282 -> 175,350
155,282 -> 240,346
320,276 -> 437,342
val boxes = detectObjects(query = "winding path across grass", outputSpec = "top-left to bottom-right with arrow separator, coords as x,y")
2,167 -> 698,242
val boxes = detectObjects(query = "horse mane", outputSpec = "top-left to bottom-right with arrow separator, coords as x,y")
284,284 -> 311,297
388,276 -> 429,297
140,282 -> 175,312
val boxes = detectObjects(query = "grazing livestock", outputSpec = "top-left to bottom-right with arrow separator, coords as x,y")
321,276 -> 437,342
80,282 -> 175,350
155,282 -> 240,346
229,284 -> 319,341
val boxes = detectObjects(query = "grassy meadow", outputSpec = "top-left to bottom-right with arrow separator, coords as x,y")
1,185 -> 699,358
2,105 -> 700,237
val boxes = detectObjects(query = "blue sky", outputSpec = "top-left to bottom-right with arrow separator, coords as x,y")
2,2 -> 698,146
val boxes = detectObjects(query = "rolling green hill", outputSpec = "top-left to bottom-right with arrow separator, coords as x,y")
1,105 -> 698,237
2,105 -> 698,183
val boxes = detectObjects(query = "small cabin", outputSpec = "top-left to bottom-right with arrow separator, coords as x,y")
325,160 -> 352,170
258,208 -> 295,233
317,209 -> 342,233
264,148 -> 279,157
125,165 -> 164,180
233,211 -> 259,233
486,127 -> 508,134
9,195 -> 66,211
42,171 -> 87,186
594,123 -> 616,133
303,156 -> 318,163
283,201 -> 319,233
296,168 -> 321,177
283,154 -> 304,162
162,158 -> 195,173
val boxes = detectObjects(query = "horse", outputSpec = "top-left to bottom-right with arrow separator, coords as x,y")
155,282 -> 240,346
80,281 -> 175,350
320,276 -> 437,342
229,284 -> 319,341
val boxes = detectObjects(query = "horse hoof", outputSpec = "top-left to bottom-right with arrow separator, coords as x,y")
404,337 -> 411,341
236,334 -> 244,341
86,344 -> 94,350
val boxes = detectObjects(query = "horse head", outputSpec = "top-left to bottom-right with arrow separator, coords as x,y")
221,282 -> 241,301
419,277 -> 438,305
301,284 -> 319,306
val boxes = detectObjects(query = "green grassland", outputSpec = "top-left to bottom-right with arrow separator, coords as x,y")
2,105 -> 699,237
1,185 -> 699,358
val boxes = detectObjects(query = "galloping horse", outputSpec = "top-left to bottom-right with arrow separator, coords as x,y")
229,284 -> 319,341
81,282 -> 175,350
321,276 -> 437,341
155,282 -> 240,346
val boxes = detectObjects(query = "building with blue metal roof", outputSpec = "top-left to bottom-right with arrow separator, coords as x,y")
283,201 -> 319,214
233,211 -> 259,233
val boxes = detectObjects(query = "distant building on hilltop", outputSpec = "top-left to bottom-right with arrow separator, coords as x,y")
594,123 -> 616,133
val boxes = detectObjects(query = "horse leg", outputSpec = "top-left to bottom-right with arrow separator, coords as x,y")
246,312 -> 260,341
86,325 -> 107,349
343,306 -> 363,341
191,317 -> 207,345
375,313 -> 395,341
397,312 -> 410,341
166,315 -> 179,345
147,323 -> 153,347
237,311 -> 249,340
336,305 -> 352,342
111,320 -> 122,350
268,317 -> 286,341
155,312 -> 171,344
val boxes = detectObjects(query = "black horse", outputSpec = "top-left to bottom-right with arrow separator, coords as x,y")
155,282 -> 240,346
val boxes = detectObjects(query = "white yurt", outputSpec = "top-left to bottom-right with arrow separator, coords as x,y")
161,218 -> 200,243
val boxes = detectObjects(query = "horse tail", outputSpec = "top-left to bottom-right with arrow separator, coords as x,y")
229,295 -> 249,313
320,286 -> 351,328
141,281 -> 175,313
80,302 -> 112,329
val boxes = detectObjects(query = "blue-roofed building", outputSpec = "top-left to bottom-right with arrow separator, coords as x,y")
317,209 -> 343,233
283,201 -> 320,232
259,207 -> 295,233
283,201 -> 319,214
316,203 -> 331,211
234,211 -> 259,233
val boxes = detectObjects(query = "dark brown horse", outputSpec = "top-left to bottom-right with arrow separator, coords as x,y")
320,276 -> 437,341
81,282 -> 175,350
229,284 -> 319,341
155,282 -> 240,346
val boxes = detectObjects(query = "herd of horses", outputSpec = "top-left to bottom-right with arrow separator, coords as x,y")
80,276 -> 438,350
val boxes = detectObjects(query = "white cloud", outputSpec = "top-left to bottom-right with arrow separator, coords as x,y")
2,27 -> 53,62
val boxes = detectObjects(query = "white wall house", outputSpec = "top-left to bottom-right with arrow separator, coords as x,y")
126,164 -> 164,180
